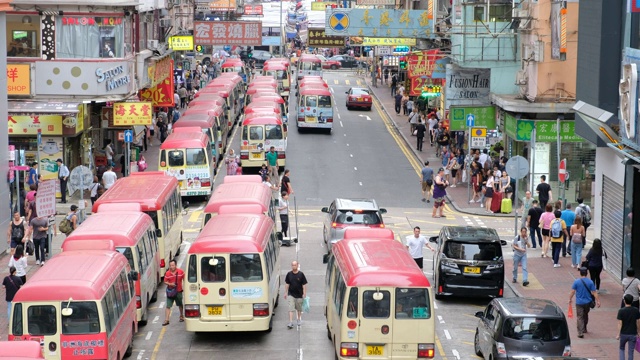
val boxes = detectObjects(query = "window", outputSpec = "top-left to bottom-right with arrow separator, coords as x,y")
474,6 -> 485,21
230,254 -> 263,281
318,96 -> 332,108
265,125 -> 283,140
305,96 -> 318,107
7,25 -> 39,57
346,287 -> 358,318
146,211 -> 159,231
101,298 -> 112,335
274,70 -> 286,80
116,247 -> 135,271
363,290 -> 390,318
168,150 -> 185,167
334,276 -> 346,316
187,148 -> 207,166
502,317 -> 568,341
136,242 -> 148,272
443,241 -> 502,261
105,288 -> 118,332
334,210 -> 382,225
62,302 -> 100,334
201,256 -> 226,282
325,256 -> 335,288
395,288 -> 431,319
188,255 -> 198,282
27,305 -> 56,335
489,5 -> 512,22
249,126 -> 264,140
12,303 -> 22,335
55,16 -> 125,58
352,89 -> 370,96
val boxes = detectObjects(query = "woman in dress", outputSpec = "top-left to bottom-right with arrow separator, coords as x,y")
225,149 -> 239,176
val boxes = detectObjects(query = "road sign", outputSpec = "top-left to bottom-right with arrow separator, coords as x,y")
36,179 -> 56,217
506,155 -> 530,180
466,114 -> 475,127
329,12 -> 350,32
559,158 -> 567,183
124,130 -> 133,143
470,127 -> 486,148
376,46 -> 391,56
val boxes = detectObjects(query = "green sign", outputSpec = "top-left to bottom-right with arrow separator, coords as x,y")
504,114 -> 583,142
450,106 -> 496,131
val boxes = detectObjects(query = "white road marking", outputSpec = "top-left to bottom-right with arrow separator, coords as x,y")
340,121 -> 344,127
137,350 -> 145,360
452,349 -> 461,359
358,114 -> 372,121
330,87 -> 334,93
152,315 -> 160,323
354,167 -> 358,171
433,302 -> 438,309
337,112 -> 341,119
350,154 -> 353,157
346,143 -> 350,146
437,315 -> 445,324
443,329 -> 451,340
145,331 -> 153,340
158,302 -> 165,309
359,182 -> 363,186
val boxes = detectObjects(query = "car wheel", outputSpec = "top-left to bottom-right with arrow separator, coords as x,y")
330,65 -> 338,70
346,105 -> 351,110
367,107 -> 372,111
474,330 -> 483,357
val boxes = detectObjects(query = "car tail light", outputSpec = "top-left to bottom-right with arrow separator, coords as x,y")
184,305 -> 200,318
499,288 -> 504,297
367,224 -> 384,228
563,345 -> 571,356
340,343 -> 359,357
219,143 -> 223,148
438,285 -> 443,294
253,303 -> 269,317
160,259 -> 165,269
332,222 -> 346,229
496,342 -> 506,355
240,153 -> 249,160
417,344 -> 435,358
201,179 -> 211,188
136,296 -> 141,309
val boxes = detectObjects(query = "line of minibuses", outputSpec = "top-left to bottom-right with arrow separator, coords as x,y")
194,72 -> 245,127
296,76 -> 333,133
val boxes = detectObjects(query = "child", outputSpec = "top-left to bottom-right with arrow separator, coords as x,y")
259,164 -> 268,181
236,161 -> 243,175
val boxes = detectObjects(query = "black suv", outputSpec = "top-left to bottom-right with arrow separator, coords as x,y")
430,226 -> 505,299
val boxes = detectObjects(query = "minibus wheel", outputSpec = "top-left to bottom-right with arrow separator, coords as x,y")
326,323 -> 331,340
266,316 -> 273,333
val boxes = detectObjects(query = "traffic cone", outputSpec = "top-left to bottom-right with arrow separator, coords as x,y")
567,305 -> 573,318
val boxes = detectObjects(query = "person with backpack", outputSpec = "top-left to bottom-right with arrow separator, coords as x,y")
575,197 -> 592,247
3,266 -> 23,319
6,211 -> 27,256
550,210 -> 569,267
59,205 -> 78,237
8,244 -> 28,284
26,214 -> 49,266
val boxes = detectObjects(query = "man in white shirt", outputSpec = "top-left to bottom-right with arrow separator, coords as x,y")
56,159 -> 70,204
102,166 -> 118,190
405,226 -> 435,269
478,149 -> 489,168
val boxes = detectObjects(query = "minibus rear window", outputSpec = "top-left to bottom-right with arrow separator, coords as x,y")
201,256 -> 226,282
265,125 -> 282,140
28,305 -> 56,335
395,288 -> 431,319
305,96 -> 317,107
363,290 -> 390,319
249,126 -> 264,140
318,96 -> 331,108
187,148 -> 207,166
230,254 -> 263,282
62,302 -> 100,335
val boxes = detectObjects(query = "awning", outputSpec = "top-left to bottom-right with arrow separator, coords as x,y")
8,101 -> 81,114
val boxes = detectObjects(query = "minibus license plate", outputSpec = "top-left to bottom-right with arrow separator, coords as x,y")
464,266 -> 481,274
207,306 -> 222,315
252,153 -> 262,159
366,345 -> 383,356
305,116 -> 317,123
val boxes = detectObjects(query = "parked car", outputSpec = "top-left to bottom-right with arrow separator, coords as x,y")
345,87 -> 372,110
430,226 -> 505,299
316,55 -> 342,70
321,198 -> 387,253
328,55 -> 364,69
474,297 -> 572,359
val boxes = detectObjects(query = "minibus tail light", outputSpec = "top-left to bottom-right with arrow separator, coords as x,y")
240,153 -> 249,160
499,288 -> 504,297
417,344 -> 434,358
184,304 -> 200,318
201,179 -> 211,188
340,343 -> 358,357
160,259 -> 166,269
277,153 -> 286,159
136,296 -> 142,309
253,303 -> 269,317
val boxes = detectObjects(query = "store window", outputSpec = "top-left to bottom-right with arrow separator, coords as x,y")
55,16 -> 124,58
6,15 -> 40,57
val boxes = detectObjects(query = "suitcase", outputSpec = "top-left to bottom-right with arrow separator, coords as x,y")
490,191 -> 503,213
501,198 -> 512,213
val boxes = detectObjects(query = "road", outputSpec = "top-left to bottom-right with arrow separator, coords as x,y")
132,70 -> 519,360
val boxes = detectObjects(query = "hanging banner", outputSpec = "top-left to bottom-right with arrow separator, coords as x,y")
325,9 -> 435,38
140,60 -> 176,107
113,102 -> 153,125
407,49 -> 443,78
194,21 -> 262,46
308,29 -> 345,48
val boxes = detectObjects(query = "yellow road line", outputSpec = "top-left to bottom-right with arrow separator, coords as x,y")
345,80 -> 350,85
334,79 -> 339,85
356,80 -> 362,86
435,333 -> 448,360
188,210 -> 202,223
150,318 -> 168,360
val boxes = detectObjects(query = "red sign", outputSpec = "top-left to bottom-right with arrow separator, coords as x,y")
244,5 -> 263,15
194,21 -> 262,46
140,60 -> 176,107
61,17 -> 123,26
409,77 -> 427,97
407,49 -> 442,78
558,158 -> 567,183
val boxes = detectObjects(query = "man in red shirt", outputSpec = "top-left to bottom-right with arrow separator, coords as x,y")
163,260 -> 185,326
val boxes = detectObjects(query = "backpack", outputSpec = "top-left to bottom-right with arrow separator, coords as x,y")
550,219 -> 562,238
11,221 -> 24,239
59,215 -> 73,235
579,204 -> 592,225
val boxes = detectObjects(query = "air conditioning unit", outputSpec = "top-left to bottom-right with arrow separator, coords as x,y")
516,70 -> 528,85
147,40 -> 159,49
160,18 -> 172,28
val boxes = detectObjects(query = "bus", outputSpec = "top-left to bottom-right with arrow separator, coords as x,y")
9,251 -> 137,360
92,172 -> 183,278
184,211 -> 281,333
61,205 -> 160,326
245,86 -> 278,106
158,127 -> 214,198
296,54 -> 322,80
0,341 -> 44,359
248,100 -> 288,124
202,181 -> 276,227
296,86 -> 333,133
240,115 -> 286,169
175,108 -> 228,162
323,237 -> 435,359
197,84 -> 242,125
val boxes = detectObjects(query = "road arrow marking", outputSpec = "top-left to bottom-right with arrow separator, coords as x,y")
358,114 -> 372,121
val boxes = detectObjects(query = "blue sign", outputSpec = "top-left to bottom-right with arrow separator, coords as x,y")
124,130 -> 133,143
466,114 -> 475,127
325,9 -> 435,39
223,45 -> 231,51
262,36 -> 282,46
363,46 -> 371,53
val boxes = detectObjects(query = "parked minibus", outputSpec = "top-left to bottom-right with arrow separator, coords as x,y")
202,181 -> 276,227
174,109 -> 228,162
296,86 -> 333,133
248,101 -> 287,123
221,59 -> 248,82
223,174 -> 263,184
188,93 -> 226,108
323,238 -> 435,359
158,127 -> 214,198
184,211 -> 281,332
61,205 -> 160,326
245,87 -> 278,105
297,54 -> 322,80
240,116 -> 286,169
92,172 -> 183,277
9,251 -> 137,360
0,341 -> 44,359
263,62 -> 290,99
197,85 -> 241,124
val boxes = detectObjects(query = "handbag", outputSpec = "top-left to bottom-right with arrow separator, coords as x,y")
580,279 -> 596,309
166,286 -> 178,298
302,296 -> 310,313
635,336 -> 640,353
25,240 -> 34,256
426,179 -> 433,186
413,129 -> 418,136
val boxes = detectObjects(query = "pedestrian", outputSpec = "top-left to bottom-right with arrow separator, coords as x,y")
436,128 -> 450,156
27,162 -> 38,187
499,171 -> 512,200
421,161 -> 434,203
284,261 -> 307,329
8,244 -> 27,284
225,149 -> 239,176
158,120 -> 168,143
550,210 -> 568,267
259,164 -> 269,182
484,170 -> 495,212
402,94 -> 409,115
178,85 -> 188,108
427,116 -> 438,146
569,216 -> 586,268
6,211 -> 27,256
56,158 -> 69,204
618,294 -> 640,360
62,205 -> 79,237
536,175 -> 552,209
568,266 -> 600,338
526,200 -> 543,248
391,73 -> 398,96
575,197 -> 592,246
441,146 -> 451,182
104,139 -> 115,167
26,214 -> 49,266
415,119 -> 426,151
520,191 -> 534,227
449,150 -> 459,188
281,169 -> 293,195
408,109 -> 419,135
383,68 -> 389,85
162,260 -> 185,326
266,146 -> 279,182
278,192 -> 289,238
539,204 -> 555,258
512,227 -> 531,286
90,176 -> 101,205
470,162 -> 482,203
432,168 -> 448,218
406,226 -> 435,269
406,97 -> 414,115
398,83 -> 405,96
561,203 -> 576,257
25,184 -> 36,204
102,166 -> 118,190
586,239 -> 604,293
3,266 -> 23,319
394,93 -> 403,115
622,267 -> 640,310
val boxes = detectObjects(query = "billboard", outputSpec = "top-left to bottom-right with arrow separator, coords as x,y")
362,37 -> 416,46
325,9 -> 435,38
445,65 -> 491,109
194,21 -> 262,46
308,29 -> 345,48
244,5 -> 263,15
169,36 -> 194,51
209,0 -> 236,11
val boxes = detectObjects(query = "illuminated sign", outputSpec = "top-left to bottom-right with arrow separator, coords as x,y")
169,35 -> 194,51
61,17 -> 123,26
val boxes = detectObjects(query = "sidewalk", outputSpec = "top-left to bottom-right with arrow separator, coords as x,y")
363,75 -> 620,358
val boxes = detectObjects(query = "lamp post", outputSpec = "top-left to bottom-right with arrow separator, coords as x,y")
279,0 -> 283,55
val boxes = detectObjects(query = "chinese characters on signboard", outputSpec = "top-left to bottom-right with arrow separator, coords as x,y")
308,29 -> 345,48
7,64 -> 30,95
209,0 -> 236,11
113,102 -> 153,125
140,60 -> 176,107
194,21 -> 262,46
8,115 -> 62,135
325,9 -> 435,38
169,36 -> 194,51
244,5 -> 263,15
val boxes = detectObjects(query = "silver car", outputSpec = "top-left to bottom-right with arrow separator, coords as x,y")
321,198 -> 387,253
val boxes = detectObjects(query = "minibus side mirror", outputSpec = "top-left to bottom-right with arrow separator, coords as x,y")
155,229 -> 162,238
475,311 -> 484,319
321,207 -> 329,213
429,236 -> 438,243
379,208 -> 387,214
322,253 -> 329,264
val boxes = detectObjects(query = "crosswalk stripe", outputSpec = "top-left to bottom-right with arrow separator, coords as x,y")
334,79 -> 339,85
345,80 -> 350,85
356,80 -> 362,86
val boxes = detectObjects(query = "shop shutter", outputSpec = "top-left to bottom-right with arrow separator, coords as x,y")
601,175 -> 624,280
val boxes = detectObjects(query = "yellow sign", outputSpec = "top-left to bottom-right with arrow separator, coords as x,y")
209,0 -> 236,10
7,64 -> 31,95
169,36 -> 194,51
8,115 -> 63,135
311,2 -> 335,10
362,37 -> 417,46
471,127 -> 487,137
113,102 -> 153,126
76,104 -> 86,133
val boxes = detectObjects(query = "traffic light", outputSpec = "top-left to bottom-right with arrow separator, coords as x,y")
399,56 -> 407,69
421,85 -> 442,98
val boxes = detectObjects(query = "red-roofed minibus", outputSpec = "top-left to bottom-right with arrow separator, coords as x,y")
323,238 -> 435,359
9,250 -> 137,360
240,116 -> 286,169
201,181 -> 276,228
223,174 -> 263,184
221,59 -> 248,83
247,100 -> 287,124
0,340 -> 44,359
61,205 -> 160,326
91,172 -> 183,278
197,84 -> 241,125
174,109 -> 228,162
296,86 -> 333,133
262,62 -> 290,99
184,211 -> 281,332
297,54 -> 322,80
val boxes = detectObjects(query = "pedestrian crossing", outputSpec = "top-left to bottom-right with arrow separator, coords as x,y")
331,79 -> 365,86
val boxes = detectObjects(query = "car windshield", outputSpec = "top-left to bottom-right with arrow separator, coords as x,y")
503,317 -> 568,341
443,241 -> 502,261
352,88 -> 370,95
335,210 -> 382,225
